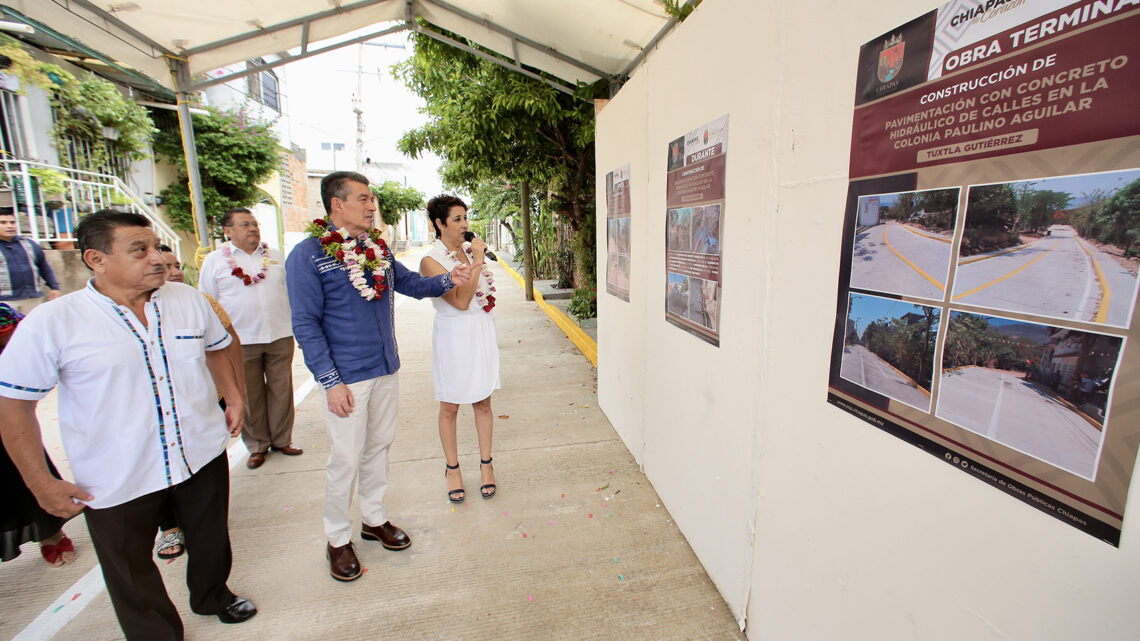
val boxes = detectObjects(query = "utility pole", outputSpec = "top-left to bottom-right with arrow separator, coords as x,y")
354,44 -> 365,173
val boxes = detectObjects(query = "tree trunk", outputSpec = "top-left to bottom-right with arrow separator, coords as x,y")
522,181 -> 535,302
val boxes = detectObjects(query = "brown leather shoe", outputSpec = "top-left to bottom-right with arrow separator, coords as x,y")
246,452 -> 266,469
326,542 -> 362,581
272,444 -> 304,456
361,521 -> 411,550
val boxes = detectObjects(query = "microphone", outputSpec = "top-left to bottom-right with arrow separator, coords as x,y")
463,231 -> 498,261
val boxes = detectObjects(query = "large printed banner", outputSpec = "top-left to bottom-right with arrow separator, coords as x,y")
665,114 -> 727,346
829,1 -> 1140,545
606,164 -> 632,301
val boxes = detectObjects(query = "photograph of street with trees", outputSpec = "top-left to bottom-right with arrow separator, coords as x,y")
850,187 -> 959,301
952,169 -> 1140,327
841,293 -> 940,412
936,311 -> 1124,480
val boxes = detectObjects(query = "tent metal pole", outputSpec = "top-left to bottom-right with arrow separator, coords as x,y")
167,57 -> 210,254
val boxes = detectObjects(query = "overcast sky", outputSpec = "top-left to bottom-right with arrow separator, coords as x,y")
276,29 -> 449,200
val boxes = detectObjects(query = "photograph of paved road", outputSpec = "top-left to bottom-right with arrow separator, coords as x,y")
936,311 -> 1123,480
840,293 -> 940,412
952,170 -> 1140,327
851,188 -> 958,301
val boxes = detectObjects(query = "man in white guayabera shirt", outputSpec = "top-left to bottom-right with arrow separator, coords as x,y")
0,210 -> 257,641
199,207 -> 301,469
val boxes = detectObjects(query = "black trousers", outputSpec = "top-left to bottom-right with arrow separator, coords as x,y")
84,453 -> 234,641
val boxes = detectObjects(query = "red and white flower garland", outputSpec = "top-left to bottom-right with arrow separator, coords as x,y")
446,243 -> 496,312
223,242 -> 269,286
306,218 -> 391,300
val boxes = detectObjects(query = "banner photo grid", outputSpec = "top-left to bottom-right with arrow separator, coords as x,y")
606,163 -> 632,301
828,0 -> 1140,545
665,114 -> 728,346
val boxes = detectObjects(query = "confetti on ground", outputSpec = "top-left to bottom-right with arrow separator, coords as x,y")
363,568 -> 368,574
497,414 -> 510,418
166,559 -> 174,565
71,593 -> 81,601
560,493 -> 565,498
602,502 -> 606,506
284,506 -> 290,512
504,511 -> 509,516
597,483 -> 610,492
618,575 -> 625,581
608,513 -> 613,517
53,605 -> 64,613
522,533 -> 527,538
451,507 -> 455,512
588,514 -> 593,518
608,470 -> 613,474
577,404 -> 589,408
547,520 -> 553,525
613,557 -> 619,563
528,596 -> 534,602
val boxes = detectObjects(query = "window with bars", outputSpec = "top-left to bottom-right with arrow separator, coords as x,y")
246,59 -> 280,113
0,88 -> 29,158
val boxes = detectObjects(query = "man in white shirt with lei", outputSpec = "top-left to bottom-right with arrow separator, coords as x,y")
199,208 -> 301,469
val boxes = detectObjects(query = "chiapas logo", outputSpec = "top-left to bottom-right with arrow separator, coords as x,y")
877,34 -> 905,83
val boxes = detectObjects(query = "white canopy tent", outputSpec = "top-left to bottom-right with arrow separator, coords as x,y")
0,0 -> 686,247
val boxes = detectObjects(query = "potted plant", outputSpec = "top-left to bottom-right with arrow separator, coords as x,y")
29,167 -> 68,209
109,190 -> 133,212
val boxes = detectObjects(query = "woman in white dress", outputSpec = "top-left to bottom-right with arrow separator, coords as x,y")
420,195 -> 501,502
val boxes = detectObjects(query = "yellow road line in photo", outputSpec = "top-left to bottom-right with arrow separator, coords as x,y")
883,225 -> 944,291
898,223 -> 952,244
1074,237 -> 1111,324
952,239 -> 1060,301
958,239 -> 1038,265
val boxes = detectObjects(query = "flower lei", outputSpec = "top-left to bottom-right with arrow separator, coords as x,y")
223,242 -> 269,286
306,218 -> 391,300
446,243 -> 496,312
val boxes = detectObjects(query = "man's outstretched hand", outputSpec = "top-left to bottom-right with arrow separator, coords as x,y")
450,263 -> 474,287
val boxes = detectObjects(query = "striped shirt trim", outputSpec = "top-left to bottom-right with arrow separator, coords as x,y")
175,333 -> 205,340
113,305 -> 175,485
206,335 -> 229,349
0,380 -> 53,394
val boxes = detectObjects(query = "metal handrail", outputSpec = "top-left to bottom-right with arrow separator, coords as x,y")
0,159 -> 180,257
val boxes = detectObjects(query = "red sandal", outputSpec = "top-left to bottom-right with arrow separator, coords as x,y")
41,534 -> 76,568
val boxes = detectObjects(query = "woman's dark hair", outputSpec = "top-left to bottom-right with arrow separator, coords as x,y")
426,194 -> 467,238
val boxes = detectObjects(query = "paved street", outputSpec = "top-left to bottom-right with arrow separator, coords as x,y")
851,221 -> 952,301
0,249 -> 743,641
840,344 -> 931,411
936,366 -> 1102,479
952,225 -> 1138,327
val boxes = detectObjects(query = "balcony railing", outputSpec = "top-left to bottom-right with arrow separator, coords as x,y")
0,159 -> 180,257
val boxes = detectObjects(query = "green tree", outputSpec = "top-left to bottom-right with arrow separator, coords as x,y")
1018,189 -> 1071,234
1093,177 -> 1140,255
371,181 -> 425,227
961,183 -> 1019,255
395,22 -> 606,286
152,106 -> 281,239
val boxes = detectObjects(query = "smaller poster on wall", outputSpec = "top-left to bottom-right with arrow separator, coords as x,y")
665,114 -> 728,346
605,163 -> 632,301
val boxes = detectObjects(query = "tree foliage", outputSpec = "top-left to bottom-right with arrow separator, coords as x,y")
395,22 -> 606,286
152,105 -> 281,239
858,310 -> 939,389
371,181 -> 425,227
943,314 -> 1037,372
1089,177 -> 1140,255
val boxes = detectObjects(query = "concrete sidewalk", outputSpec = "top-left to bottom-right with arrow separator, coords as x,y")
0,250 -> 742,641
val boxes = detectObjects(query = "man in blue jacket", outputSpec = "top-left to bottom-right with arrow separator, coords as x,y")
0,211 -> 61,312
286,171 -> 471,582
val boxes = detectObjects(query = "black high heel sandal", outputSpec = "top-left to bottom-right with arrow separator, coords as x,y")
445,462 -> 465,503
479,457 -> 496,499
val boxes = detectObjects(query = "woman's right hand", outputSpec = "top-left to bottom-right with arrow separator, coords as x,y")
468,236 -> 488,263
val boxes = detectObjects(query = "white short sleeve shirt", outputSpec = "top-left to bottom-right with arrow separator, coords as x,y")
198,242 -> 292,345
0,280 -> 233,509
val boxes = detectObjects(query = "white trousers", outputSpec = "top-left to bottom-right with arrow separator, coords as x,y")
322,373 -> 399,547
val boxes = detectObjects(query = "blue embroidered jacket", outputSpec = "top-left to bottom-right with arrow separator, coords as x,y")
286,236 -> 453,389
